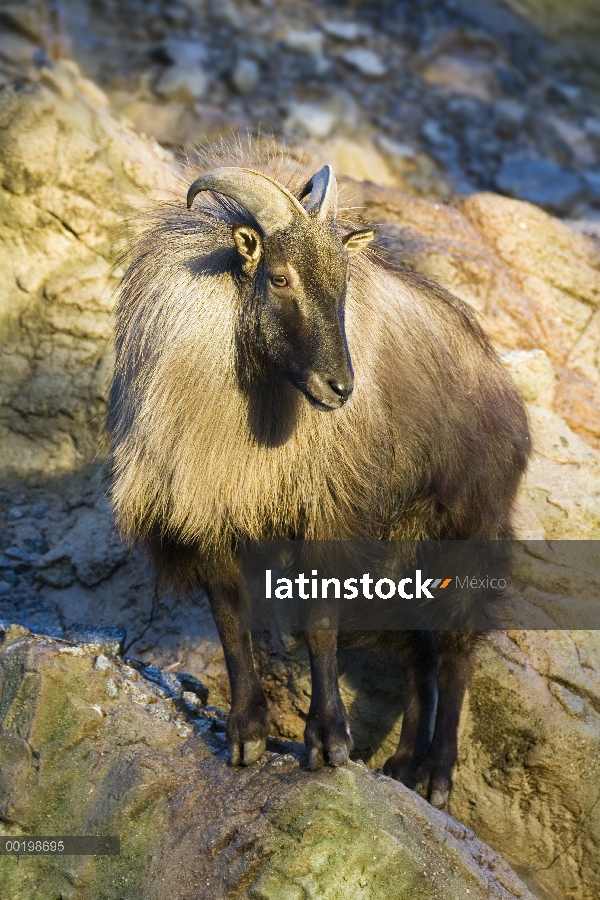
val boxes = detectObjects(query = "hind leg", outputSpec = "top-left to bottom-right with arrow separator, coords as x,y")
383,631 -> 438,786
208,584 -> 268,766
414,631 -> 477,808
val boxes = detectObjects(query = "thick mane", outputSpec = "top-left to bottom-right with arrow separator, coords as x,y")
108,149 -> 529,562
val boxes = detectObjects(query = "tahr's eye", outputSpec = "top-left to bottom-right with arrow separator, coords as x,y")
271,275 -> 288,287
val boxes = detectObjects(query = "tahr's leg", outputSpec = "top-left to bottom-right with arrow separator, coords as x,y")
208,585 -> 268,766
383,631 -> 438,786
414,632 -> 477,808
304,629 -> 353,770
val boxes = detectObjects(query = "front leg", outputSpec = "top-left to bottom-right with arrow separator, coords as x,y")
304,629 -> 353,769
208,584 -> 268,766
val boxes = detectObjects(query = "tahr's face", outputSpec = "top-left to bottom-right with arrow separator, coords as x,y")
233,219 -> 375,410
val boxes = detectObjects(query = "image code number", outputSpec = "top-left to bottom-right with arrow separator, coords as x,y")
0,836 -> 120,855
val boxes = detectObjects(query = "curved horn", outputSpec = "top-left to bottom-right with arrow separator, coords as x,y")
186,167 -> 308,235
299,165 -> 338,220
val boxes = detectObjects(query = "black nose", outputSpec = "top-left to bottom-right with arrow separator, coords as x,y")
329,379 -> 354,401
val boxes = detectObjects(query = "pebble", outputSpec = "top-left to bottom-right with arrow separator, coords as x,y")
422,120 -> 456,154
154,64 -> 208,103
30,505 -> 48,519
321,21 -> 361,42
7,508 -> 23,520
342,48 -> 386,78
284,30 -> 324,55
376,135 -> 416,160
496,158 -> 583,211
183,690 -> 202,710
284,103 -> 336,140
160,39 -> 208,67
494,99 -> 527,137
94,653 -> 111,670
231,58 -> 260,95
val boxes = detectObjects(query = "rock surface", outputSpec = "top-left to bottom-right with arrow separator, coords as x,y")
0,63 -> 175,480
4,0 -> 599,217
0,626 -> 537,900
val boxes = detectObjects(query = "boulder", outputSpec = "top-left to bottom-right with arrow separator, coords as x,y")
0,627 -> 536,900
0,63 -> 175,480
341,181 -> 600,450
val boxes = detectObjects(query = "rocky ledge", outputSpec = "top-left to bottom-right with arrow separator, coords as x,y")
0,625 -> 536,900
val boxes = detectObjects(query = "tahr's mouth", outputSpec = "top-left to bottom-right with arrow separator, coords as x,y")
291,371 -> 353,412
302,388 -> 345,411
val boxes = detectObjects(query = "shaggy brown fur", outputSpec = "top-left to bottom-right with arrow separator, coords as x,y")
107,143 -> 531,807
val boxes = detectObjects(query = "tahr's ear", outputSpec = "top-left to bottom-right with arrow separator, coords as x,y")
232,225 -> 263,274
343,228 -> 377,256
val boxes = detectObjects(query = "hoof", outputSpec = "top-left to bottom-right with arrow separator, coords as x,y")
382,753 -> 419,789
414,759 -> 452,809
226,698 -> 269,768
229,737 -> 267,767
304,705 -> 353,770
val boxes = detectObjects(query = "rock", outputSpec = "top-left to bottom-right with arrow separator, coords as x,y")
545,116 -> 596,166
419,54 -> 496,102
321,20 -> 362,42
283,29 -> 324,55
549,82 -> 582,105
584,117 -> 600,139
160,38 -> 207,67
0,628 -> 536,900
495,157 -> 583,212
422,120 -> 456,151
376,135 -> 415,162
154,63 -> 208,103
62,624 -> 126,656
117,98 -> 244,150
583,169 -> 600,202
493,99 -> 527,138
0,32 -> 37,68
0,2 -> 43,42
231,58 -> 260,95
284,103 -> 336,140
317,137 -> 401,188
341,48 -> 386,78
450,627 -> 600,900
500,349 -> 556,402
502,0 -> 600,44
0,65 -> 175,479
375,135 -> 419,180
37,504 -> 128,588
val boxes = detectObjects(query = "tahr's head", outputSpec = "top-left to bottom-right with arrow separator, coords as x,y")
187,165 -> 375,410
